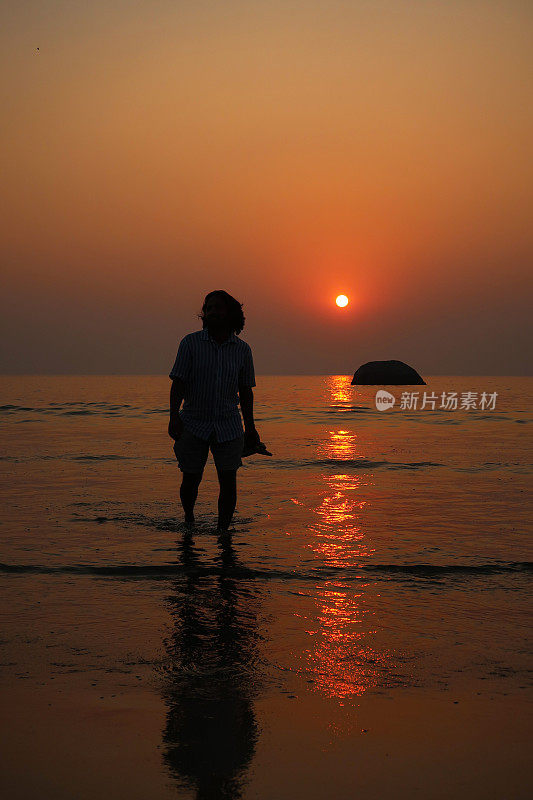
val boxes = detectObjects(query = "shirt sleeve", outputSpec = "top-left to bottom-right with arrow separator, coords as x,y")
239,345 -> 256,388
169,337 -> 192,381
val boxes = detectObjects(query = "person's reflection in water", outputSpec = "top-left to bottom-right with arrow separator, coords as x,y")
161,530 -> 260,799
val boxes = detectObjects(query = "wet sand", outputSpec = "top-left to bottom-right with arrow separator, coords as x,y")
1,673 -> 530,799
1,566 -> 531,800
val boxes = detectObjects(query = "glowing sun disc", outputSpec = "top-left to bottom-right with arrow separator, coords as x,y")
335,294 -> 349,307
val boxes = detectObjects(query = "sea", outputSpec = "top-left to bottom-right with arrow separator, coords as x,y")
0,375 -> 531,799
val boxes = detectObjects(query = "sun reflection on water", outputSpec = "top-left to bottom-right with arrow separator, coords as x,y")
303,377 -> 397,699
326,374 -> 354,408
311,581 -> 393,699
311,427 -> 374,569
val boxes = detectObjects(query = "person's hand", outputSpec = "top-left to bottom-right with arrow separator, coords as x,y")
168,413 -> 184,441
242,427 -> 272,457
244,427 -> 260,450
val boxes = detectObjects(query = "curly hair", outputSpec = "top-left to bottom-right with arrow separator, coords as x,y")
200,290 -> 245,335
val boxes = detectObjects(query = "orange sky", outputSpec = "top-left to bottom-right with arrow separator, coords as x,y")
1,0 -> 532,374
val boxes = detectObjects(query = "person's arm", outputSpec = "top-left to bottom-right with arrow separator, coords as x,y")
239,385 -> 259,445
239,344 -> 258,445
168,337 -> 192,440
168,378 -> 185,440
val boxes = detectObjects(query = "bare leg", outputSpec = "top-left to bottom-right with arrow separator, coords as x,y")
216,469 -> 237,531
180,471 -> 203,525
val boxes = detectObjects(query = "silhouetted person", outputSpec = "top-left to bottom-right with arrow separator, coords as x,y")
168,291 -> 260,530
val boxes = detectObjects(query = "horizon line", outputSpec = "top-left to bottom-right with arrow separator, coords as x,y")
0,373 -> 531,379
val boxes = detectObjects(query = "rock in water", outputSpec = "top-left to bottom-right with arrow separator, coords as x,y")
351,360 -> 426,385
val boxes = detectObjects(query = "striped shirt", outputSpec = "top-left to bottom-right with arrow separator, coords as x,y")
169,329 -> 256,442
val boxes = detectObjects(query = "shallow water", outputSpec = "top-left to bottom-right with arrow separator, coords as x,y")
1,375 -> 532,798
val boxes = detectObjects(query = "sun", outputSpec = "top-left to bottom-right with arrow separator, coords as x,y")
335,294 -> 349,307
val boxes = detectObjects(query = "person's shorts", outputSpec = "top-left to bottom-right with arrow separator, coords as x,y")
173,428 -> 244,473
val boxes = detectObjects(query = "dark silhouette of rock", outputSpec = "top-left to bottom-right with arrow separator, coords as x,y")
351,360 -> 426,385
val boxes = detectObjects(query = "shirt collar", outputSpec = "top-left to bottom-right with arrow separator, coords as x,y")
200,328 -> 237,345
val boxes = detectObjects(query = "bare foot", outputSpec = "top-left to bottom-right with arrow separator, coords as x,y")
216,523 -> 231,533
